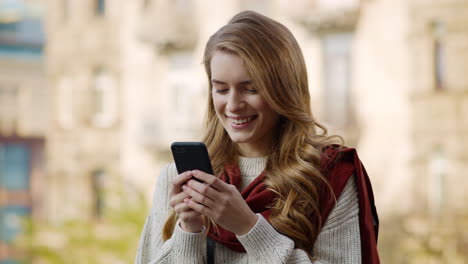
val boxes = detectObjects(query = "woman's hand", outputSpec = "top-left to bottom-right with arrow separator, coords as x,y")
182,170 -> 259,236
169,171 -> 204,233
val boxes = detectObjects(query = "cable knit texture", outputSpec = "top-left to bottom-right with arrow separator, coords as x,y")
135,157 -> 361,264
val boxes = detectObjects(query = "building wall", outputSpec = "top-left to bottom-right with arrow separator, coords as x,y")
409,0 -> 468,216
44,0 -> 121,222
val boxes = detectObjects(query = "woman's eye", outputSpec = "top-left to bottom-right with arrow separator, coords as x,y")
245,88 -> 258,93
215,89 -> 228,94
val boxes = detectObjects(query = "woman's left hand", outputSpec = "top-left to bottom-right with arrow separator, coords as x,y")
182,170 -> 259,236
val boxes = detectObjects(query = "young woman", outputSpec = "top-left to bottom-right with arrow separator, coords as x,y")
136,10 -> 379,264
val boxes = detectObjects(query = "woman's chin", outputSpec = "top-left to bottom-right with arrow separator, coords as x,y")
227,133 -> 255,145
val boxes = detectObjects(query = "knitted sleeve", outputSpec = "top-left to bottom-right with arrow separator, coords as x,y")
134,163 -> 207,264
236,175 -> 361,263
313,174 -> 362,263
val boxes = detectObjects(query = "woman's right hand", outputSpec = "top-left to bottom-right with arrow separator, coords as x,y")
169,171 -> 204,233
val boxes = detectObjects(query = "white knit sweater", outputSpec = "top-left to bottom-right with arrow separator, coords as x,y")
135,157 -> 361,264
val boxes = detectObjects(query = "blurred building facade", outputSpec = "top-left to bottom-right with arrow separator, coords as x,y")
4,0 -> 465,262
43,0 -> 204,223
409,0 -> 468,218
0,0 -> 47,262
45,0 -> 123,223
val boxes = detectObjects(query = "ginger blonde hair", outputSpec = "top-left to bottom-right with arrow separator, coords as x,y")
163,10 -> 343,258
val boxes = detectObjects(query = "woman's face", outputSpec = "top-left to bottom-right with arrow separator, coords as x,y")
210,51 -> 279,157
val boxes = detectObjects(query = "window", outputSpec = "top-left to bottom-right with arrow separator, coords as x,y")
431,21 -> 446,90
322,33 -> 353,128
93,83 -> 104,116
427,146 -> 447,216
168,52 -> 192,114
91,68 -> 117,127
62,0 -> 71,20
96,0 -> 105,15
91,169 -> 105,218
0,144 -> 30,191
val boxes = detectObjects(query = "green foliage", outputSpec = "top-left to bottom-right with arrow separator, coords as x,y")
379,213 -> 468,264
15,189 -> 149,264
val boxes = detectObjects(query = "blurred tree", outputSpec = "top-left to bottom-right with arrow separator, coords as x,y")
379,213 -> 468,264
15,187 -> 149,264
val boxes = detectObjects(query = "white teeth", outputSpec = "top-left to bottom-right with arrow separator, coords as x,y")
229,116 -> 254,125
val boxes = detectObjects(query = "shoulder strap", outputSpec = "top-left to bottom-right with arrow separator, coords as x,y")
207,236 -> 215,264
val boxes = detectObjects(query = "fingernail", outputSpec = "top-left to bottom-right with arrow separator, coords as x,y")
182,185 -> 187,190
184,198 -> 189,204
192,170 -> 198,175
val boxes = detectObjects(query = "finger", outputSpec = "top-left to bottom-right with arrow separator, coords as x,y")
170,171 -> 192,194
169,191 -> 190,208
186,179 -> 220,201
191,170 -> 228,191
184,197 -> 212,217
182,184 -> 215,208
174,202 -> 199,214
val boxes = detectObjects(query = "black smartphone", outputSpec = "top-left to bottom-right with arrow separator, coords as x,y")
171,142 -> 214,182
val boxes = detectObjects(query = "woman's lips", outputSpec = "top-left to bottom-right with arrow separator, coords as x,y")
226,115 -> 258,128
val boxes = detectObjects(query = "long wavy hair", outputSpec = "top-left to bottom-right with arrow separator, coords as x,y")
163,10 -> 343,258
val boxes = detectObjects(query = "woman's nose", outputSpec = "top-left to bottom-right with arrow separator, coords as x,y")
226,92 -> 245,112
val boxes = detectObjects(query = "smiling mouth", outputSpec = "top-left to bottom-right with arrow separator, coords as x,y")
227,115 -> 257,125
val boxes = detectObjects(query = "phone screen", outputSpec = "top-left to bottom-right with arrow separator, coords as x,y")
171,142 -> 213,182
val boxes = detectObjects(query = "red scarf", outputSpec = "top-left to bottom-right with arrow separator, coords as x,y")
207,145 -> 380,264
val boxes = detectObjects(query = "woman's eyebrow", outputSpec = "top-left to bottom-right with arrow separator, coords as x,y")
239,80 -> 252,85
211,79 -> 226,84
211,79 -> 252,85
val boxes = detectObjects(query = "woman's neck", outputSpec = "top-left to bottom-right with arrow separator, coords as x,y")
236,142 -> 269,157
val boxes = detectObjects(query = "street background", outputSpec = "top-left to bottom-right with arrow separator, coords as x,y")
0,0 -> 467,263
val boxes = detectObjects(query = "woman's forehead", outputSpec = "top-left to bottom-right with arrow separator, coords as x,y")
210,51 -> 251,83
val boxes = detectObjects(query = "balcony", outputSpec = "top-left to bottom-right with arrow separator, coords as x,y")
280,0 -> 361,33
138,0 -> 199,54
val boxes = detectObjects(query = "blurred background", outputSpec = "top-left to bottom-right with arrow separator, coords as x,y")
0,0 -> 467,263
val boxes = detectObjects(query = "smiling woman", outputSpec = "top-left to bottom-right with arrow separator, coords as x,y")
210,52 -> 279,157
136,10 -> 380,264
